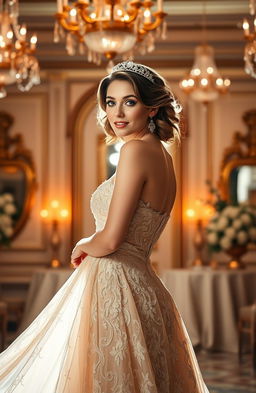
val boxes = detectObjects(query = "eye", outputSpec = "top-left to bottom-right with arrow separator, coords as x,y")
106,100 -> 115,107
125,99 -> 137,106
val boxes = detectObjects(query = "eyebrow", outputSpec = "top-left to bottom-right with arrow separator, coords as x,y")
106,94 -> 138,100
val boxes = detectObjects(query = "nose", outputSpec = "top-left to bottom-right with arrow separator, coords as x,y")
116,103 -> 124,118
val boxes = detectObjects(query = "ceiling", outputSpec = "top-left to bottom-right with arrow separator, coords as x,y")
17,1 -> 251,78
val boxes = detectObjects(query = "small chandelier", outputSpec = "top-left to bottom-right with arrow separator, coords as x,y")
0,0 -> 40,99
243,0 -> 256,78
180,44 -> 231,103
54,0 -> 167,65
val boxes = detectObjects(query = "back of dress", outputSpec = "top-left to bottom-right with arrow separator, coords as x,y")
91,175 -> 170,262
0,175 -> 208,393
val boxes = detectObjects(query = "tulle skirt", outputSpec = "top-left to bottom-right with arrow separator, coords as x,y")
0,253 -> 209,393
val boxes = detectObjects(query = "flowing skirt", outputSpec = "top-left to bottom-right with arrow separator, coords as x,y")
0,253 -> 209,393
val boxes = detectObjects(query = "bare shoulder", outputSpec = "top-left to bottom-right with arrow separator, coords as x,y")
120,139 -> 153,157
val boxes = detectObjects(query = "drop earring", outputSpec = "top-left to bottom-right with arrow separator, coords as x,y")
148,116 -> 156,133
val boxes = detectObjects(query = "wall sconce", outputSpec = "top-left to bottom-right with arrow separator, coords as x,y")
186,199 -> 214,267
40,200 -> 69,268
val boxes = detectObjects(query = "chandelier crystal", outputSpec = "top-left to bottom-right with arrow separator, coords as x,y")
180,45 -> 231,103
243,0 -> 256,78
0,0 -> 40,98
54,0 -> 167,65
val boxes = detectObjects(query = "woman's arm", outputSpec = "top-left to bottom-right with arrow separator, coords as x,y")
71,140 -> 147,261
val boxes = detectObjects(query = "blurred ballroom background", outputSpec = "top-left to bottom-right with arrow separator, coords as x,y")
0,1 -> 256,392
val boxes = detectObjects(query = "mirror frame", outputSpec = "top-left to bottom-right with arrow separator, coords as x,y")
218,109 -> 256,204
0,111 -> 37,245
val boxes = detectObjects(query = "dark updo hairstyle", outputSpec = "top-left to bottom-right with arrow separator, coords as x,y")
97,63 -> 181,144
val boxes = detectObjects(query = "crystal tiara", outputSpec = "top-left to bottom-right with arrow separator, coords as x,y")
111,61 -> 155,83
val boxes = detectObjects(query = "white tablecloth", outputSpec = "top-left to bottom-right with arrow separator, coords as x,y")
19,268 -> 73,332
161,268 -> 256,353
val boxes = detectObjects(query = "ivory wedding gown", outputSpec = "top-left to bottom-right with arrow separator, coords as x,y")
0,175 -> 209,393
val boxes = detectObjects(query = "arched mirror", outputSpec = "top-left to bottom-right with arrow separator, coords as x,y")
219,109 -> 256,205
0,111 -> 37,246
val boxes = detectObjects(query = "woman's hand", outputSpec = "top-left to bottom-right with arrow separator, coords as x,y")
71,239 -> 89,268
71,251 -> 87,268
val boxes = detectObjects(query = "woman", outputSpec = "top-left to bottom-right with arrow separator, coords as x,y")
0,61 -> 209,393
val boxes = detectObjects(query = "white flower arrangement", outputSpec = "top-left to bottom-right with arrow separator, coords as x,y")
0,193 -> 18,246
206,204 -> 256,252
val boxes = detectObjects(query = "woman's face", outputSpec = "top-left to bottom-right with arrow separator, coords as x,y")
105,79 -> 153,141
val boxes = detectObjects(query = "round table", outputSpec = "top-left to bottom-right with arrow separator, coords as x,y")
161,268 -> 256,353
19,268 -> 73,333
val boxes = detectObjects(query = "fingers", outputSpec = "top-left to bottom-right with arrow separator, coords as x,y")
71,252 -> 88,268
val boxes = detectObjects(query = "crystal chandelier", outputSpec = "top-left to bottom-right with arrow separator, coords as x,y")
180,0 -> 230,103
54,0 -> 167,65
243,0 -> 256,78
180,44 -> 231,102
0,0 -> 40,99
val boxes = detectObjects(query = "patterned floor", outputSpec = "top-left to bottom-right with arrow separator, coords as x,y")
197,351 -> 256,393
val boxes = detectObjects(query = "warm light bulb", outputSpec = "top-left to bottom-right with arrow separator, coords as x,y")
188,78 -> 195,86
30,35 -> 37,45
181,79 -> 189,88
192,68 -> 201,76
20,25 -> 27,36
224,79 -> 230,87
200,78 -> 208,86
40,209 -> 49,218
60,209 -> 69,218
7,30 -> 13,40
70,8 -> 77,17
123,14 -> 130,21
207,67 -> 213,74
51,200 -> 60,209
186,208 -> 196,218
90,12 -> 96,19
216,78 -> 223,86
243,19 -> 249,31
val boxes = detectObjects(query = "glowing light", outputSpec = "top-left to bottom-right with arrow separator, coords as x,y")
188,78 -> 195,87
224,79 -> 231,87
51,200 -> 60,209
60,209 -> 69,218
216,78 -> 223,86
200,78 -> 208,86
207,67 -> 213,74
186,208 -> 196,218
192,68 -> 201,76
70,8 -> 77,17
40,209 -> 49,218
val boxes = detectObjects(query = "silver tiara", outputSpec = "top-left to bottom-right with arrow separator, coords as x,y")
111,61 -> 155,83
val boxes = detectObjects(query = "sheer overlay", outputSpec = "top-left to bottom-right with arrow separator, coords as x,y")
0,176 -> 209,393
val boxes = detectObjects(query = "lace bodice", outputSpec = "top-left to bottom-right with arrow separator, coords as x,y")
90,176 -> 170,260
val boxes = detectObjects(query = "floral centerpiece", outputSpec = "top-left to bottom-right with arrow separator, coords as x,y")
0,193 -> 18,246
207,204 -> 256,253
205,181 -> 256,267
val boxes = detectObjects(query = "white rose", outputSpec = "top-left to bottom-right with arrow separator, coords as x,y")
249,227 -> 256,241
207,222 -> 217,230
3,193 -> 14,203
220,236 -> 232,250
222,206 -> 232,217
240,213 -> 252,226
3,226 -> 13,237
225,227 -> 236,239
233,218 -> 242,230
229,206 -> 240,219
4,203 -> 16,215
0,196 -> 4,207
216,216 -> 229,230
207,232 -> 218,245
0,214 -> 12,227
237,230 -> 248,245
